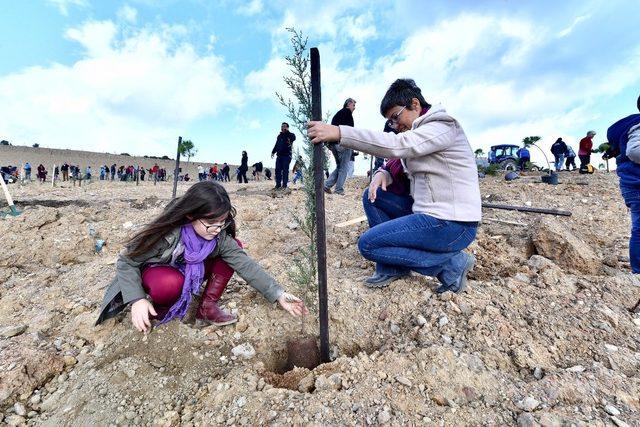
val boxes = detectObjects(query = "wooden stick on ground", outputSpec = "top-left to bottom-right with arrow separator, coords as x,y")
0,173 -> 21,216
335,215 -> 367,228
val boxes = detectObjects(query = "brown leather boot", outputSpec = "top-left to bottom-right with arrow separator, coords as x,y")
195,271 -> 237,327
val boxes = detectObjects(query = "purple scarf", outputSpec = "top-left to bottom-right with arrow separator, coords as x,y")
159,224 -> 218,324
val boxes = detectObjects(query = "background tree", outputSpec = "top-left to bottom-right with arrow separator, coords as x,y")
32,143 -> 39,148
474,148 -> 484,158
521,135 -> 551,172
179,139 -> 197,163
0,140 -> 10,146
275,28 -> 318,331
522,136 -> 541,147
596,142 -> 611,172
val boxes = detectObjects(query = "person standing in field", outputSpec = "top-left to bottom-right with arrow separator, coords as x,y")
271,122 -> 296,190
325,98 -> 356,195
238,152 -> 249,184
578,131 -> 596,170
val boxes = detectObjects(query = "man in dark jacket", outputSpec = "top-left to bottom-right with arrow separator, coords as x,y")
550,138 -> 568,172
325,98 -> 356,194
271,122 -> 296,189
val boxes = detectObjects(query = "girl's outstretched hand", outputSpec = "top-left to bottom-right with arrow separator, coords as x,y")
277,292 -> 309,317
131,299 -> 157,333
307,122 -> 340,144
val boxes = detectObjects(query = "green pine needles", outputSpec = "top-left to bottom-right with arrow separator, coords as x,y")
276,28 -> 319,332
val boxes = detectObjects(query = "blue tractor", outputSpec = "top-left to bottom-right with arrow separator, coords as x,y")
488,144 -> 541,171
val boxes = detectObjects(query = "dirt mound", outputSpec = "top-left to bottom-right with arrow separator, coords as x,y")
1,174 -> 639,426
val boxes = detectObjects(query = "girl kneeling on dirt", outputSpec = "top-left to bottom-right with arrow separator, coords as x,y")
96,181 -> 307,332
308,78 -> 481,293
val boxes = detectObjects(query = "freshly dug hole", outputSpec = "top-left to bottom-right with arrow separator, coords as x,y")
285,337 -> 320,371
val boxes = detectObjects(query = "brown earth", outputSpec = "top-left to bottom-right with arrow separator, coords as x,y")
0,172 -> 639,426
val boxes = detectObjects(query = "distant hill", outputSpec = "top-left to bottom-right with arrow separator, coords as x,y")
0,145 -> 238,177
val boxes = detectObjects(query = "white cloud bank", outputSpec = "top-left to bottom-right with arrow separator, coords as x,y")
248,9 -> 640,168
0,19 -> 240,156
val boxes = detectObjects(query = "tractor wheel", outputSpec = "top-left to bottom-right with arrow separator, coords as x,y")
500,159 -> 517,171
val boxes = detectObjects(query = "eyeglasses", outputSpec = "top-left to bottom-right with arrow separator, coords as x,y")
198,218 -> 232,233
387,106 -> 406,129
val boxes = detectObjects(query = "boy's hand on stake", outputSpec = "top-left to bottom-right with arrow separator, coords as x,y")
131,299 -> 157,333
307,122 -> 340,144
277,292 -> 309,317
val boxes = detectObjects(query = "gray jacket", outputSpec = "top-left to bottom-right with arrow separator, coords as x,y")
96,228 -> 283,324
339,104 -> 482,222
626,124 -> 640,164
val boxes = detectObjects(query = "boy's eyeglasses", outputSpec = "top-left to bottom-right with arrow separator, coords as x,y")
387,106 -> 406,129
198,218 -> 232,233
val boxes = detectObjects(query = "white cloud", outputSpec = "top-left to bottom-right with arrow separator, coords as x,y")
237,0 -> 263,16
117,5 -> 138,24
249,10 -> 640,174
0,19 -> 240,157
47,0 -> 87,16
558,14 -> 591,38
340,12 -> 377,43
244,57 -> 288,100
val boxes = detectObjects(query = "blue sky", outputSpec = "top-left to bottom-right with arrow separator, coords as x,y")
1,0 -> 639,172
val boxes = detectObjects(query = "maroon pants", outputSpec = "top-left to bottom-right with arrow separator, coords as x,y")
141,240 -> 241,311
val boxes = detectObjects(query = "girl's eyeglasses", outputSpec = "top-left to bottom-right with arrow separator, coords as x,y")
198,218 -> 232,233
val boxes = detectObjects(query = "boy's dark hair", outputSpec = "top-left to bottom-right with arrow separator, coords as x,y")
127,181 -> 236,258
343,98 -> 356,108
282,122 -> 289,127
380,79 -> 430,116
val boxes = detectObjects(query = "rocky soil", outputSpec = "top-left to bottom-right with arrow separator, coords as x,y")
0,172 -> 639,426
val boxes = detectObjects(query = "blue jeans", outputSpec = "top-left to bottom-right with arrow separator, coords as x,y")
325,145 -> 352,194
620,184 -> 640,273
554,154 -> 565,172
275,155 -> 291,188
360,188 -> 478,287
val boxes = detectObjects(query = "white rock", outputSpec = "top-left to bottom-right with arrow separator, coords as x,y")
438,316 -> 449,327
604,344 -> 618,353
13,402 -> 27,416
231,343 -> 256,359
518,396 -> 540,412
632,318 -> 640,327
0,325 -> 28,338
395,376 -> 412,387
566,365 -> 585,373
235,396 -> 247,408
611,416 -> 630,427
415,315 -> 427,327
122,221 -> 134,229
377,410 -> 391,424
605,404 -> 621,416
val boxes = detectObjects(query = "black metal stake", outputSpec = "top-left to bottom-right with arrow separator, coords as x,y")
482,202 -> 572,216
172,136 -> 182,199
310,47 -> 330,363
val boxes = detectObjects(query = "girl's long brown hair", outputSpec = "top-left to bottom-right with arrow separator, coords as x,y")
127,181 -> 236,258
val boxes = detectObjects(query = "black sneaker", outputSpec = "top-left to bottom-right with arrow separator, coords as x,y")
364,272 -> 408,288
